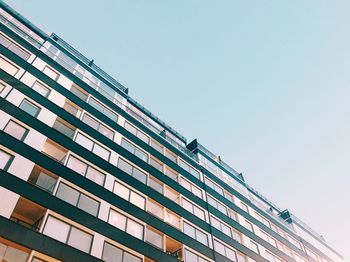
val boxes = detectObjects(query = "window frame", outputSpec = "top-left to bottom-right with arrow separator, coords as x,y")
19,98 -> 41,117
3,119 -> 29,141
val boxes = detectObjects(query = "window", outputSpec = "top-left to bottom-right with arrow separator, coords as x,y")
150,157 -> 163,172
82,114 -> 114,140
75,133 -> 110,161
164,167 -> 178,181
0,33 -> 30,60
43,216 -> 93,253
260,230 -> 277,247
0,149 -> 13,170
214,240 -> 237,261
148,176 -> 163,194
55,183 -> 100,216
28,165 -> 57,193
121,138 -> 148,162
265,251 -> 282,262
179,159 -> 200,179
164,209 -> 181,228
183,222 -> 209,246
43,66 -> 59,80
113,181 -> 146,209
42,139 -> 67,162
124,121 -> 149,144
165,187 -> 180,203
240,202 -> 249,213
245,220 -> 254,232
88,97 -> 118,122
108,209 -> 144,240
3,120 -> 28,140
147,199 -> 163,219
250,241 -> 260,254
180,177 -> 203,199
184,249 -> 210,262
181,198 -> 205,221
66,155 -> 106,186
210,216 -> 232,238
286,234 -> 303,250
19,99 -> 40,117
52,118 -> 76,139
205,177 -> 224,195
63,100 -> 81,117
146,227 -> 163,249
70,84 -> 88,101
0,82 -> 5,93
102,242 -> 142,262
117,158 -> 147,184
0,242 -> 29,261
0,56 -> 19,75
150,139 -> 163,153
31,81 -> 50,97
165,149 -> 177,163
207,195 -> 228,215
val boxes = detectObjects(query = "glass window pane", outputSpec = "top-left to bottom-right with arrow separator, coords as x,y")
93,144 -> 110,161
67,227 -> 93,253
0,34 -> 11,47
114,182 -> 130,200
99,125 -> 114,140
124,121 -> 137,136
214,241 -> 225,255
67,156 -> 88,176
196,230 -> 208,246
108,210 -> 127,230
137,132 -> 149,144
148,177 -> 163,194
146,228 -> 163,249
126,219 -> 144,240
32,81 -> 50,97
3,245 -> 28,262
193,206 -> 205,220
82,114 -> 99,130
134,148 -> 148,162
75,134 -> 93,150
9,43 -> 30,60
36,171 -> 57,193
183,223 -> 196,239
118,158 -> 132,175
102,243 -> 123,262
123,252 -> 142,262
130,192 -> 146,209
4,120 -> 27,140
0,57 -> 19,75
147,201 -> 163,219
56,183 -> 79,206
132,168 -> 147,184
19,100 -> 39,117
78,194 -> 99,216
185,250 -> 197,262
121,139 -> 134,153
43,66 -> 59,80
86,167 -> 105,186
43,216 -> 70,242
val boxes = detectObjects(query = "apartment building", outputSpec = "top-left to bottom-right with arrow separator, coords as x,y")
0,1 -> 344,261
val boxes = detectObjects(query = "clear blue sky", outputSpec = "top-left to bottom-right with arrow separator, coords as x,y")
7,0 -> 350,260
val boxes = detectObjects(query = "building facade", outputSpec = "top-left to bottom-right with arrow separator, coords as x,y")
0,1 -> 344,261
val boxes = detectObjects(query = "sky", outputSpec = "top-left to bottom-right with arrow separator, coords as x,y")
5,0 -> 350,260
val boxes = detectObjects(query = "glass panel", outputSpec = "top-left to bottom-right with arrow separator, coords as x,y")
147,201 -> 163,219
2,245 -> 28,262
43,216 -> 70,242
82,114 -> 99,130
56,183 -> 79,206
126,219 -> 144,240
52,119 -> 75,139
93,144 -> 110,160
117,158 -> 132,174
121,139 -> 134,153
0,57 -> 19,75
132,168 -> 147,184
36,171 -> 57,193
148,177 -> 163,194
86,167 -> 105,186
114,182 -> 130,200
109,210 -> 127,230
130,191 -> 145,209
99,125 -> 114,140
8,43 -> 30,60
196,230 -> 208,246
123,252 -> 142,262
70,84 -> 88,101
75,134 -> 93,150
183,223 -> 196,239
134,148 -> 148,162
78,194 -> 99,216
19,100 -> 39,117
102,242 -> 123,262
4,120 -> 27,140
67,156 -> 88,176
43,66 -> 59,80
32,81 -> 50,97
146,228 -> 163,249
67,227 -> 93,253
